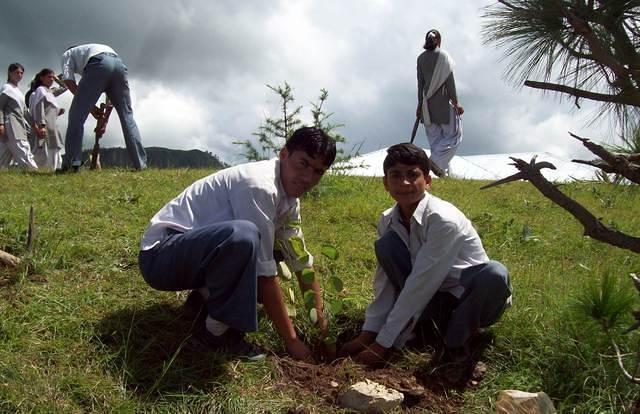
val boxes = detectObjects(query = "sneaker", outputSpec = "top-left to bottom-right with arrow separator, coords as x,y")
191,328 -> 267,361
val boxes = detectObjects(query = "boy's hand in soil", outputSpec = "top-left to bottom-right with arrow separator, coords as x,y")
286,337 -> 315,363
338,331 -> 376,358
354,342 -> 389,368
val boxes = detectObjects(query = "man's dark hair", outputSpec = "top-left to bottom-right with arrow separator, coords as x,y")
423,29 -> 441,51
383,143 -> 431,176
285,127 -> 337,167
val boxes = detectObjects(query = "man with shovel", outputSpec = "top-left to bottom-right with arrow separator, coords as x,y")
414,29 -> 464,176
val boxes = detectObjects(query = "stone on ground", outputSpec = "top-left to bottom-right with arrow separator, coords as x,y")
338,379 -> 404,413
495,390 -> 556,414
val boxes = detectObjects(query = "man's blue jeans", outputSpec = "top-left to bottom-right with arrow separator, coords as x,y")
374,230 -> 511,349
138,220 -> 260,333
65,52 -> 147,169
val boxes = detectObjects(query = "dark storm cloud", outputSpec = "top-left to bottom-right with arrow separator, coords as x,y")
0,0 -> 605,163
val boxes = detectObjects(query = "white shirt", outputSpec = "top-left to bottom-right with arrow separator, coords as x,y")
140,159 -> 313,277
61,44 -> 117,81
363,192 -> 489,348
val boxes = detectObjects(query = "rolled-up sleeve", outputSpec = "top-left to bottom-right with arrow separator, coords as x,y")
375,217 -> 464,348
61,52 -> 75,81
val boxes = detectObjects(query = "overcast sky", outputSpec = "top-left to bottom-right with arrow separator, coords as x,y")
1,0 -> 613,164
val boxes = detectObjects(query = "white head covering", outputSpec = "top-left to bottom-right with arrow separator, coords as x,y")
29,85 -> 59,112
0,82 -> 26,112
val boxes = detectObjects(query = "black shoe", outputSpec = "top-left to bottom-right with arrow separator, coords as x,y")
191,328 -> 266,361
55,165 -> 80,174
182,290 -> 207,324
433,346 -> 474,384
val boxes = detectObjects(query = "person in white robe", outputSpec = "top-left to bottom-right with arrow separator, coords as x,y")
416,29 -> 464,176
27,69 -> 67,170
0,63 -> 37,170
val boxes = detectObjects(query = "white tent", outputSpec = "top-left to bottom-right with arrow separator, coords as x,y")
339,148 -> 600,182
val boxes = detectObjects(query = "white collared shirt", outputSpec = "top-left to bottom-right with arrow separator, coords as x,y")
140,159 -> 313,276
363,192 -> 489,348
61,44 -> 117,81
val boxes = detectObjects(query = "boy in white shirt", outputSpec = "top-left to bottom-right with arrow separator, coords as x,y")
340,143 -> 511,380
139,127 -> 335,361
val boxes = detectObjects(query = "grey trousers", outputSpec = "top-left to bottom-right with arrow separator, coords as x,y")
138,220 -> 260,333
65,52 -> 147,169
374,230 -> 511,349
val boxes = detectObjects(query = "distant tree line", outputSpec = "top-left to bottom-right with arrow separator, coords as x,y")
81,147 -> 228,169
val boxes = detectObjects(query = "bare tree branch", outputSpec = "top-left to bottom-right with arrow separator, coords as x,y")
524,80 -> 640,106
569,132 -> 640,184
611,338 -> 640,385
480,157 -> 640,254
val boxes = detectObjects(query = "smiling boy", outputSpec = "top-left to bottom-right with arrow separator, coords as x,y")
340,143 -> 511,380
139,127 -> 336,361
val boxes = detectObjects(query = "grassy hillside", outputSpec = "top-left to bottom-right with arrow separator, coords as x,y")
1,168 -> 639,413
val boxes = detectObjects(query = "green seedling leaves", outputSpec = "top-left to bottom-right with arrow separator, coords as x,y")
289,236 -> 310,263
328,276 -> 344,292
301,268 -> 315,284
329,299 -> 343,314
309,308 -> 318,324
287,220 -> 302,229
303,290 -> 316,307
320,244 -> 338,260
323,336 -> 337,346
278,261 -> 292,280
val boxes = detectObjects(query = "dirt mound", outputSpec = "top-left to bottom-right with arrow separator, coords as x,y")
274,357 -> 465,413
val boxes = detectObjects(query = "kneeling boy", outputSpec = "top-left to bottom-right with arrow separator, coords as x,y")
340,143 -> 511,374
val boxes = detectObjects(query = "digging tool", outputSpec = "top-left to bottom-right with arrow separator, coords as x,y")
409,116 -> 445,177
90,98 -> 113,170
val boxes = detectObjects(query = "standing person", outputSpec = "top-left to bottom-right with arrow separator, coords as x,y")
416,29 -> 464,176
0,63 -> 38,170
27,69 -> 67,170
139,127 -> 336,361
340,143 -> 511,382
60,43 -> 146,172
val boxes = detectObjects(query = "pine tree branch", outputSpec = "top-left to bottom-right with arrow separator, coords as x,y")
524,80 -> 640,106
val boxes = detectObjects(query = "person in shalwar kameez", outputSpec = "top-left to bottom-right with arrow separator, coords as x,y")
0,63 -> 38,170
27,69 -> 67,170
416,29 -> 464,176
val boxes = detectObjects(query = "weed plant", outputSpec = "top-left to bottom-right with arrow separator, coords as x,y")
0,169 -> 639,412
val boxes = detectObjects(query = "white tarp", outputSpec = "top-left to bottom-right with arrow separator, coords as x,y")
339,148 -> 600,182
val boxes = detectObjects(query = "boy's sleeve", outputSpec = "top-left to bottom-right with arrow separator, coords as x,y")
375,216 -> 465,348
362,264 -> 396,333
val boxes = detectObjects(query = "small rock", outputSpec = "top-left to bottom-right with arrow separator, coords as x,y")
338,379 -> 404,413
495,390 -> 556,414
330,381 -> 339,387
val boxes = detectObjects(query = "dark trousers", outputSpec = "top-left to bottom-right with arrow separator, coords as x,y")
374,230 -> 511,349
138,220 -> 260,333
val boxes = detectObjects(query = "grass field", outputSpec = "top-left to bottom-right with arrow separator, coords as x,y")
1,168 -> 639,413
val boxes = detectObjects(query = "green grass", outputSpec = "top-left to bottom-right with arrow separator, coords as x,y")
1,168 -> 639,413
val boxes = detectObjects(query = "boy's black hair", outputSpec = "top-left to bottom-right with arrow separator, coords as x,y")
285,127 -> 337,167
383,143 -> 431,176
